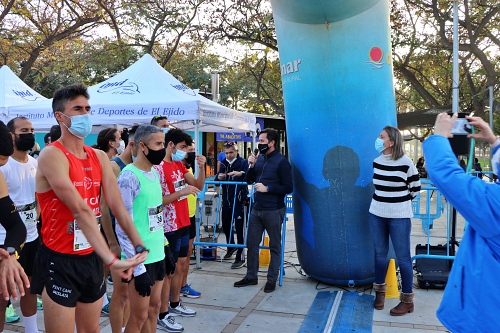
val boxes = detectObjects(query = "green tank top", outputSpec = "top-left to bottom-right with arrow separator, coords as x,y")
123,164 -> 164,265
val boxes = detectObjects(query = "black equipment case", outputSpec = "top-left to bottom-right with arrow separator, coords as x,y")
414,244 -> 453,289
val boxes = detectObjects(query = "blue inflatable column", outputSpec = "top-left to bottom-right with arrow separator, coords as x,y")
270,0 -> 397,285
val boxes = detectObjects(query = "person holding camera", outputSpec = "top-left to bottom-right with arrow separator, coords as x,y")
423,113 -> 500,332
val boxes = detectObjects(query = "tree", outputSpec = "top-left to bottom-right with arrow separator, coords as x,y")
392,0 -> 500,121
113,0 -> 206,67
207,0 -> 277,51
2,0 -> 105,84
216,51 -> 283,114
27,38 -> 140,97
162,41 -> 223,92
205,0 -> 283,114
0,0 -> 15,24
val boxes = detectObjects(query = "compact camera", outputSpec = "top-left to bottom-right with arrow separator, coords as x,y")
450,117 -> 472,135
447,112 -> 471,156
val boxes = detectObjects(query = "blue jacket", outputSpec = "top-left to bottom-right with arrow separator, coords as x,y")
246,149 -> 293,210
423,135 -> 500,333
215,156 -> 249,207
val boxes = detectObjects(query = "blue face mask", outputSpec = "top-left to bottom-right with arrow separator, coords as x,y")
162,128 -> 169,134
375,138 -> 386,153
172,148 -> 187,161
61,113 -> 92,139
132,155 -> 137,162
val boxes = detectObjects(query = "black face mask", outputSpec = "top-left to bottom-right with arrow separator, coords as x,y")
143,146 -> 166,165
186,152 -> 196,168
258,143 -> 270,154
15,133 -> 35,152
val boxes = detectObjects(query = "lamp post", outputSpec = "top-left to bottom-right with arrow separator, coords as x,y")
452,0 -> 459,114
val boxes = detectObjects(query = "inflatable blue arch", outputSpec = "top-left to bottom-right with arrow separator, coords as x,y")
270,0 -> 397,285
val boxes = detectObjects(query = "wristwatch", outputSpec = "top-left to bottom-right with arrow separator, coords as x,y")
134,245 -> 148,254
5,247 -> 19,260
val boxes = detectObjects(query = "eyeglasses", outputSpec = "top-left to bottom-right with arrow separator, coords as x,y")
225,141 -> 235,146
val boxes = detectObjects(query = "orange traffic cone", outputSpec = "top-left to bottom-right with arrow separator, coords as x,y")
385,258 -> 400,299
259,236 -> 270,268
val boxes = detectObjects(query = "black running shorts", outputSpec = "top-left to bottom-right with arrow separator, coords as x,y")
18,237 -> 41,277
31,245 -> 106,307
189,216 -> 196,240
143,259 -> 167,282
178,226 -> 189,258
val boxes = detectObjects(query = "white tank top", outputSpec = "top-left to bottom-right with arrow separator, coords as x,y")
0,156 -> 39,243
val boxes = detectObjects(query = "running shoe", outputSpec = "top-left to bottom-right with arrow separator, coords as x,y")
180,284 -> 201,298
157,314 -> 184,332
37,297 -> 43,310
101,303 -> 110,316
169,303 -> 196,317
5,304 -> 19,323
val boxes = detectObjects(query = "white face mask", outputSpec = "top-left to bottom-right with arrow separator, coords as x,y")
116,140 -> 125,155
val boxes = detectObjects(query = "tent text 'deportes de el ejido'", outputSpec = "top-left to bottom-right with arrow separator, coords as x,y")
7,54 -> 256,133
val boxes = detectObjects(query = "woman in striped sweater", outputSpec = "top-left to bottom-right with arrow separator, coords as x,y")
369,125 -> 421,316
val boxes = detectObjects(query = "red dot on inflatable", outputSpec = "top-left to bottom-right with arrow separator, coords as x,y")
369,47 -> 383,62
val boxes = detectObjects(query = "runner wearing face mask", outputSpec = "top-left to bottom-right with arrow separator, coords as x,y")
93,127 -> 127,317
0,117 -> 40,333
108,125 -> 139,333
116,125 -> 169,333
31,84 -> 147,332
154,129 -> 205,331
180,142 -> 201,299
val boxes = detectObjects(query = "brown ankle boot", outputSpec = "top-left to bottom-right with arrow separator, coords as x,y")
390,292 -> 414,316
373,283 -> 386,310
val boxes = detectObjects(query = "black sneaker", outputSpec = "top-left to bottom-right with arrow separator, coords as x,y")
264,281 -> 276,293
234,278 -> 258,287
223,247 -> 237,260
231,260 -> 246,269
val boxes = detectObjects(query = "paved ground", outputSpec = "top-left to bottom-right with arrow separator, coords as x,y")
5,192 -> 458,332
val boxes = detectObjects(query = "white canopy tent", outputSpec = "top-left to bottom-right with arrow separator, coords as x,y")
0,65 -> 47,123
8,54 -> 256,134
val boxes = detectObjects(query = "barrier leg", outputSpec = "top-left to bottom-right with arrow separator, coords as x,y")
279,216 -> 287,286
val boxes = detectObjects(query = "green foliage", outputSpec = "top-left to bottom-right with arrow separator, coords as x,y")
0,0 -> 497,123
393,0 -> 500,120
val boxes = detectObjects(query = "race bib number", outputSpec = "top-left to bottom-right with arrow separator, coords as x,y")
19,202 -> 37,227
73,216 -> 101,251
174,179 -> 187,201
148,205 -> 163,233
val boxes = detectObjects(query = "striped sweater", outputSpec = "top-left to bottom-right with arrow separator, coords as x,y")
369,154 -> 421,218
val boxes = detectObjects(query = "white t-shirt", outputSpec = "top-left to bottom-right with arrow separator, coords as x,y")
0,156 -> 38,243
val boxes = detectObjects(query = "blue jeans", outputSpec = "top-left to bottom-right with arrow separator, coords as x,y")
369,213 -> 413,293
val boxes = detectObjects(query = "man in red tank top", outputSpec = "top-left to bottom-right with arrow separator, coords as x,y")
31,84 -> 148,333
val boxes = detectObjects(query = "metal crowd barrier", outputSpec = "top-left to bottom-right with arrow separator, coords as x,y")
193,180 -> 292,286
411,178 -> 455,264
411,170 -> 496,266
411,178 -> 444,236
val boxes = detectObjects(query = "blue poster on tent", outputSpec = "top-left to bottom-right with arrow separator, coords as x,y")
216,117 -> 264,142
